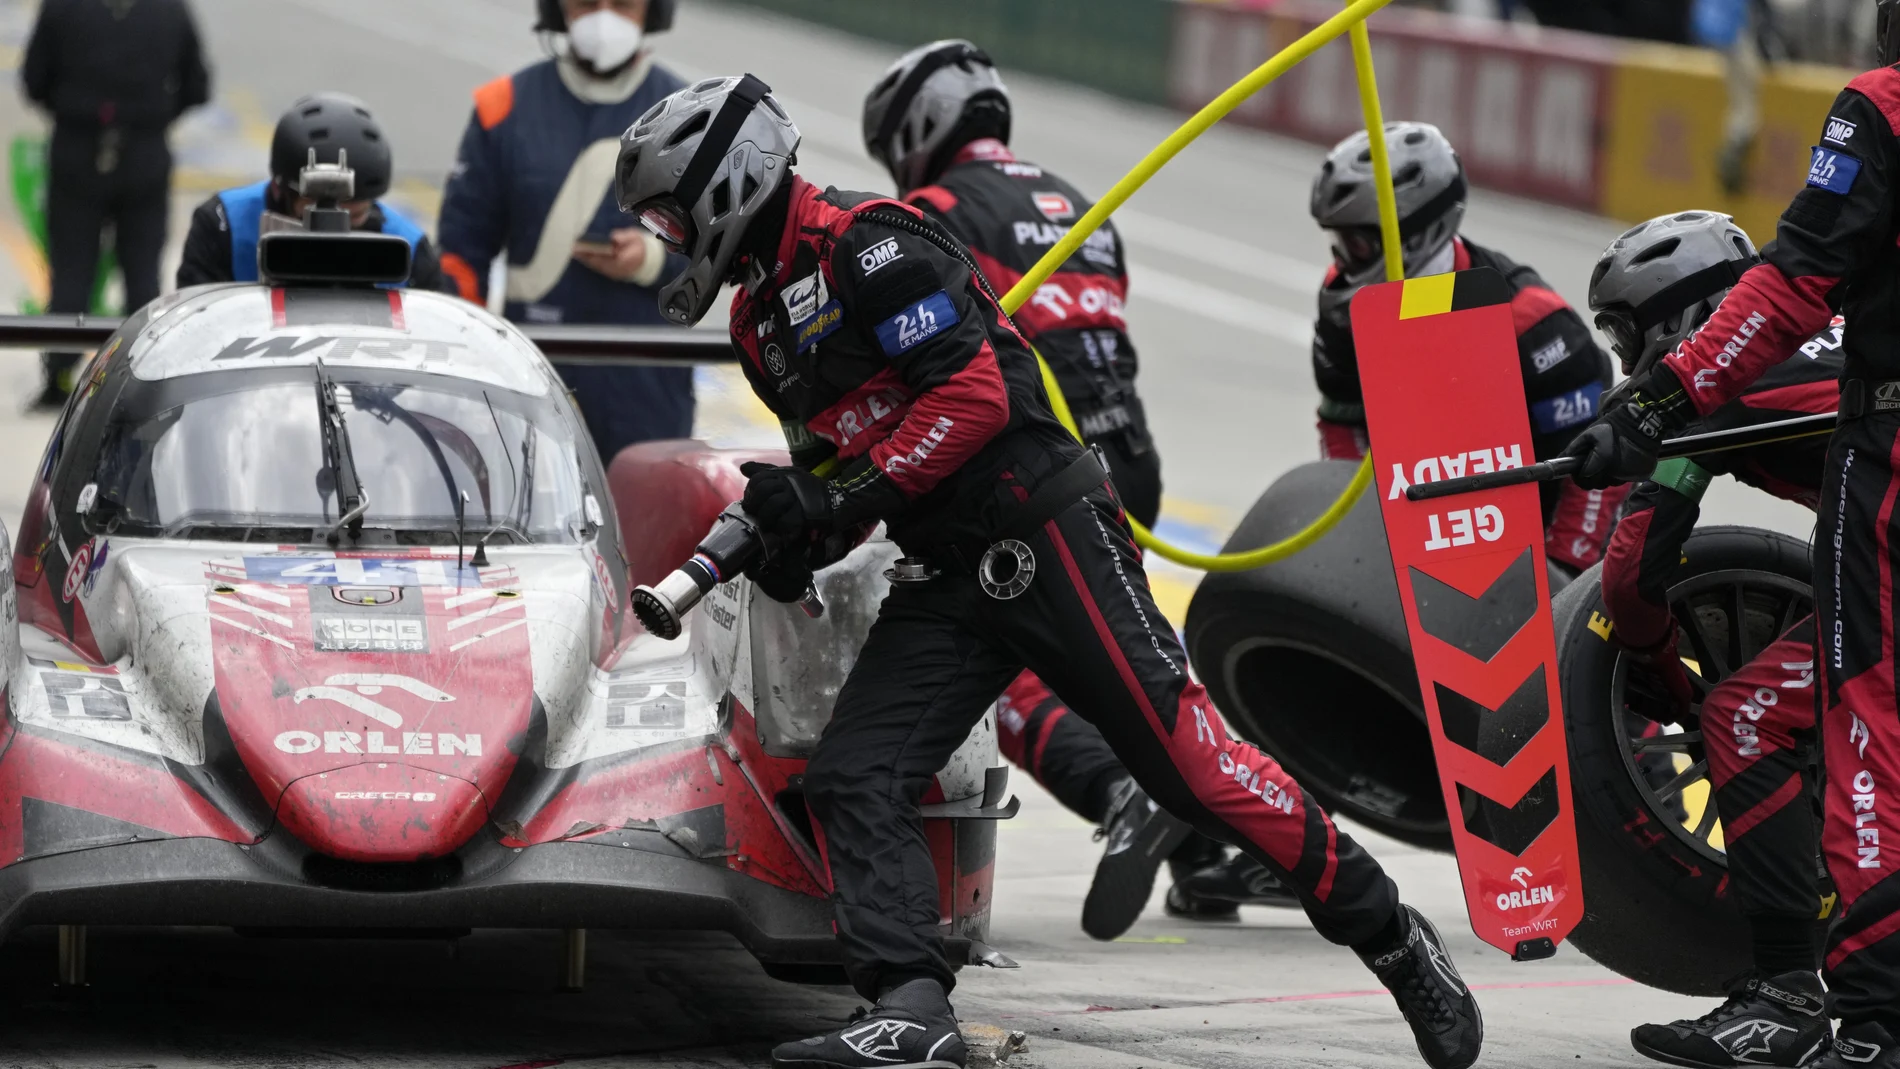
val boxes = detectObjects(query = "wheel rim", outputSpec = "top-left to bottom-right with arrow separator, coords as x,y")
1608,567 -> 1812,867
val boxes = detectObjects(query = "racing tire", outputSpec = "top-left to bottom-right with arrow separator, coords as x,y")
1185,461 -> 1450,850
1554,525 -> 1813,997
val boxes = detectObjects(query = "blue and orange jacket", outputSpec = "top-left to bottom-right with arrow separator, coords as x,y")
436,57 -> 694,455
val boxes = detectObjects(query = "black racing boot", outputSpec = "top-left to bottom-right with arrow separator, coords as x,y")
1805,1022 -> 1900,1069
772,979 -> 966,1069
1629,970 -> 1829,1068
1176,851 -> 1302,909
1161,836 -> 1240,922
1355,905 -> 1484,1069
1081,777 -> 1192,940
1164,882 -> 1241,922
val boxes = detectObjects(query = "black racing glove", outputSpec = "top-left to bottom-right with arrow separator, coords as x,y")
744,547 -> 815,604
740,462 -> 834,543
1562,367 -> 1690,490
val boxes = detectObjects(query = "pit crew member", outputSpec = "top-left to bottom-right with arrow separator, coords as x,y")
860,39 -> 1265,942
1564,14 -> 1900,1063
1311,122 -> 1623,574
1590,211 -> 1837,1068
436,0 -> 690,464
176,92 -> 446,291
616,74 -> 1484,1069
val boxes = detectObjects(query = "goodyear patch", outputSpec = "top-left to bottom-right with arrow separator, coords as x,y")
795,300 -> 843,354
1530,382 -> 1602,434
875,290 -> 959,356
1807,148 -> 1861,194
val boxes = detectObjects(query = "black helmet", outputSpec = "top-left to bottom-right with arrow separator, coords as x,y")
862,40 -> 1010,193
535,0 -> 676,33
270,92 -> 391,202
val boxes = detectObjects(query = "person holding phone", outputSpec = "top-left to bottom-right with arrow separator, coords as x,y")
436,0 -> 692,464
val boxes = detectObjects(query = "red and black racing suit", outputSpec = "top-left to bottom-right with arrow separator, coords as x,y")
732,176 -> 1399,998
1315,237 -> 1628,573
905,139 -> 1152,822
1646,65 -> 1900,1025
1603,320 -> 1840,969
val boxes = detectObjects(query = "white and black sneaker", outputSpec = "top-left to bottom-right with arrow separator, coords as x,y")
1081,778 -> 1192,940
772,979 -> 966,1069
1806,1022 -> 1900,1069
1356,905 -> 1484,1069
1629,970 -> 1829,1067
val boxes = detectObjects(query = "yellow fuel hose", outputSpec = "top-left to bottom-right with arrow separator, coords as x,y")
1001,0 -> 1402,572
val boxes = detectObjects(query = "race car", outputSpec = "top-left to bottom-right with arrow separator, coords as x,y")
0,227 -> 1009,984
1187,460 -> 1812,996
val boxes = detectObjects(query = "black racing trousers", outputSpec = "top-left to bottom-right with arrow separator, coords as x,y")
1816,415 -> 1900,1025
805,490 -> 1399,999
45,124 -> 169,387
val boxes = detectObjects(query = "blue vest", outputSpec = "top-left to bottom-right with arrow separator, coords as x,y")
217,180 -> 427,284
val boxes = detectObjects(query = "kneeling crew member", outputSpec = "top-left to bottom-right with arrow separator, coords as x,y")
1565,14 -> 1900,1062
1591,210 -> 1837,1069
616,74 -> 1484,1069
176,92 -> 446,290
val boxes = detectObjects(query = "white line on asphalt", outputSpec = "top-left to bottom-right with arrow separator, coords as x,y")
1130,265 -> 1314,346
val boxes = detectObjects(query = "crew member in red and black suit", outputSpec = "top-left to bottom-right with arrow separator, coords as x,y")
1565,15 -> 1900,1063
1309,122 -> 1622,576
616,73 -> 1483,1069
1588,210 -> 1840,1069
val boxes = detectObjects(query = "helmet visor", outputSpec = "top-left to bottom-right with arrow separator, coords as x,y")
1594,308 -> 1645,373
636,199 -> 695,254
1328,227 -> 1383,273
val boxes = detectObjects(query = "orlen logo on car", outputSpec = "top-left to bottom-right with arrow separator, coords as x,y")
1495,866 -> 1556,911
335,791 -> 438,802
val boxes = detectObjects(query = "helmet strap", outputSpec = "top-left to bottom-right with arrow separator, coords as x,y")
674,74 -> 772,210
1631,256 -> 1759,332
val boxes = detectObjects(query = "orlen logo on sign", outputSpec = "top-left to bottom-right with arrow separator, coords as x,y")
1032,192 -> 1074,221
1495,866 -> 1557,911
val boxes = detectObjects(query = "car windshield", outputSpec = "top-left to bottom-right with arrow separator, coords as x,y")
87,372 -> 589,544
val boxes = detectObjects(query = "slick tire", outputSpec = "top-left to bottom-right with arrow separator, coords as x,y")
1554,525 -> 1812,997
1185,461 -> 1450,850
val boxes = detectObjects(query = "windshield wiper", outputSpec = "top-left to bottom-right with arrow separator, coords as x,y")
314,360 -> 369,546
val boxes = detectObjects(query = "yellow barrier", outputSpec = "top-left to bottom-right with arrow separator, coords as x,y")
1002,0 -> 1401,571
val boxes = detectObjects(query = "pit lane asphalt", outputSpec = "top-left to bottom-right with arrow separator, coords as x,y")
0,1 -> 1819,1065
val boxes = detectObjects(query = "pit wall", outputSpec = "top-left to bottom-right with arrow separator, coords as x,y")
1170,0 -> 1856,242
715,0 -> 1856,243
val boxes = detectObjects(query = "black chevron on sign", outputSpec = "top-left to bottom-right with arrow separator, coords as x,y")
1436,666 -> 1549,768
1409,549 -> 1537,662
1458,767 -> 1560,856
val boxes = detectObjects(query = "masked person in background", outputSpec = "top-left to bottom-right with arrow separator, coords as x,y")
1563,11 -> 1900,1062
177,93 -> 445,291
617,74 -> 1483,1069
860,40 -> 1297,942
22,0 -> 209,406
437,0 -> 689,465
1590,211 -> 1838,1069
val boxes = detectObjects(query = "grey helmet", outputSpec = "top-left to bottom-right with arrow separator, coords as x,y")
1588,210 -> 1758,377
615,74 -> 800,326
862,39 -> 1010,193
1310,122 -> 1467,290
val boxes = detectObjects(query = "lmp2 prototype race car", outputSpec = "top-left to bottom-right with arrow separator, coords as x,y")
0,224 -> 1010,984
1187,459 -> 1815,996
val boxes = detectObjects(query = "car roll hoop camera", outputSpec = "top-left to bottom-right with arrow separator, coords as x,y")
255,149 -> 414,288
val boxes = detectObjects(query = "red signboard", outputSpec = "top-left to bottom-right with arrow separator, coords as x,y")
1352,269 -> 1582,959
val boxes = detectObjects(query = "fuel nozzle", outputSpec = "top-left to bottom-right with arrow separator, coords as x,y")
632,505 -> 768,640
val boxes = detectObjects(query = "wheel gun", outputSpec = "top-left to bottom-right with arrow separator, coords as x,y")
630,505 -> 825,640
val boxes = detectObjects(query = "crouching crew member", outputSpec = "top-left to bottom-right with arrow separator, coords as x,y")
177,93 -> 445,291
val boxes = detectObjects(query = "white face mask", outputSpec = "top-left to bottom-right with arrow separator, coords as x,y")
568,10 -> 644,73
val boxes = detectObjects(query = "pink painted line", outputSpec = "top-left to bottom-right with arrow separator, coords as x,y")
1018,976 -> 1636,1018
